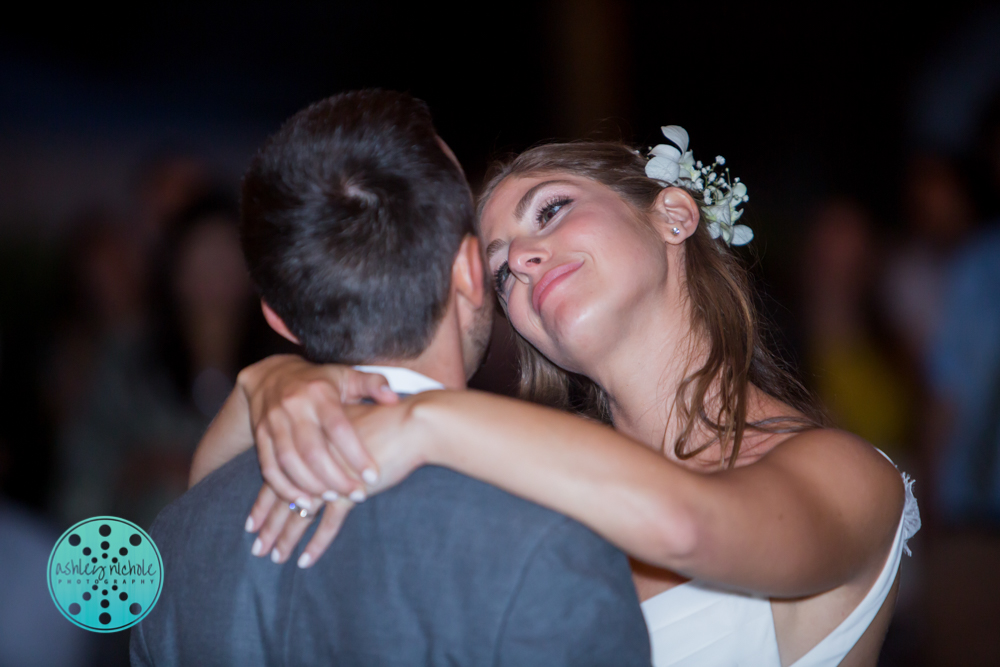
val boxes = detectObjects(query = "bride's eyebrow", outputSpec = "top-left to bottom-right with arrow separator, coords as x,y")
486,238 -> 506,262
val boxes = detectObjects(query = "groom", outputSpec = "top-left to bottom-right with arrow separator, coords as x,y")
130,90 -> 650,665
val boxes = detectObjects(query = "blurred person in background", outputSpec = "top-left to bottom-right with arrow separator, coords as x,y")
152,194 -> 261,421
881,156 -> 976,370
914,91 -> 1000,667
928,219 -> 1000,525
926,95 -> 1000,526
801,198 -> 915,462
47,210 -> 201,528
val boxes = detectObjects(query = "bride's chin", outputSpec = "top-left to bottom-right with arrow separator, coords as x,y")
537,307 -> 609,373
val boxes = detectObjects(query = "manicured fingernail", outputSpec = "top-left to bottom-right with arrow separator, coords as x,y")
245,516 -> 255,532
294,497 -> 313,510
362,468 -> 379,484
251,538 -> 263,556
349,489 -> 367,503
322,491 -> 339,502
270,548 -> 281,563
297,552 -> 312,568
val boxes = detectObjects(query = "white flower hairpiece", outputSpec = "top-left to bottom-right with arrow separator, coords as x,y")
645,125 -> 753,246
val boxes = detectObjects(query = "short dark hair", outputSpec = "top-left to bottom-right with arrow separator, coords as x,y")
240,90 -> 474,363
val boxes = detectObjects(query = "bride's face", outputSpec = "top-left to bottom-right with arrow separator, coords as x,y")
480,173 -> 673,375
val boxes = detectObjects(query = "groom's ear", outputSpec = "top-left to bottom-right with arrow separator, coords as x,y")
451,234 -> 487,309
261,300 -> 301,345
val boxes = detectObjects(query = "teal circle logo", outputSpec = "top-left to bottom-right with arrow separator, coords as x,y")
47,516 -> 162,632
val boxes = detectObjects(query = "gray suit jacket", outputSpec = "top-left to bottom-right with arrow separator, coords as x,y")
131,449 -> 651,666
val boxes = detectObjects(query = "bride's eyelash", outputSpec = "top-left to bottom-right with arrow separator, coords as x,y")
493,262 -> 511,297
536,196 -> 573,227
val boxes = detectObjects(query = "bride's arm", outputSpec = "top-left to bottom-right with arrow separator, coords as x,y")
244,366 -> 903,595
188,381 -> 255,488
398,390 -> 904,597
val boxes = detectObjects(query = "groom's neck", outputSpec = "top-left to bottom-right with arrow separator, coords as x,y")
368,314 -> 467,391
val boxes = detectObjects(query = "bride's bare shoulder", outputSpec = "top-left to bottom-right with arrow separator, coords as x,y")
764,427 -> 905,536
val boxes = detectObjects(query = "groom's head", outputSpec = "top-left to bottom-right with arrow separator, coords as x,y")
240,90 -> 491,373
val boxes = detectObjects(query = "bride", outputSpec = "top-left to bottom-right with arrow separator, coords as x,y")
193,127 -> 919,666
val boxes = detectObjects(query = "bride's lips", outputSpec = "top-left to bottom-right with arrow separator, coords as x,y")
532,260 -> 584,314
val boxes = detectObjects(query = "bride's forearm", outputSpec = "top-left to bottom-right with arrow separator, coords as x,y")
410,390 -> 703,568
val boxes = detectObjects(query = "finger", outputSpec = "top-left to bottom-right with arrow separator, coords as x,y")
272,500 -> 322,565
359,372 -> 399,405
252,496 -> 293,558
342,370 -> 398,405
268,410 -> 333,498
256,426 -> 312,504
297,500 -> 353,568
245,484 -> 279,534
316,392 -> 380,487
286,408 -> 361,496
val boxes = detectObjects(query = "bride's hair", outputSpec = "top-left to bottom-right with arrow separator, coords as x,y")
477,141 -> 825,467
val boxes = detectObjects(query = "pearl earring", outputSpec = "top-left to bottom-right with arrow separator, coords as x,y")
671,227 -> 680,235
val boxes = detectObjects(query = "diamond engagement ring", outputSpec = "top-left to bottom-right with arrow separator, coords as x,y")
288,501 -> 313,519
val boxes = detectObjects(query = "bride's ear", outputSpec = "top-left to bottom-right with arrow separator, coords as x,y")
652,187 -> 700,245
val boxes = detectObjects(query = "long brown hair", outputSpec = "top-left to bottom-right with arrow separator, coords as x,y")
478,141 -> 825,468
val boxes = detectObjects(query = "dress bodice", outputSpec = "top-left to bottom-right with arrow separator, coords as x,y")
641,467 -> 920,666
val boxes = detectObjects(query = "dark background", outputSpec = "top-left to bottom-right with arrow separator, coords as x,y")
2,2 -> 1000,665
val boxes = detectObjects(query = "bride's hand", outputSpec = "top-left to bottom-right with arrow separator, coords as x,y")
238,355 -> 399,506
246,399 -> 432,566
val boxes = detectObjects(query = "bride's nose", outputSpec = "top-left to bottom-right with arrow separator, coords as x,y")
508,236 -> 550,275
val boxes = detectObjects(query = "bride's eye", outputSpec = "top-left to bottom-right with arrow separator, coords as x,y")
536,197 -> 572,227
493,261 -> 511,297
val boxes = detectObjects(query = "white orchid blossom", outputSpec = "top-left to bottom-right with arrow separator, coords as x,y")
661,125 -> 689,152
643,124 -> 753,247
645,144 -> 681,183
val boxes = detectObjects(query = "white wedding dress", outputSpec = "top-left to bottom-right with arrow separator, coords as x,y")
641,459 -> 920,666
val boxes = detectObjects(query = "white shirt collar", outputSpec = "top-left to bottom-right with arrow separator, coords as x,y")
352,365 -> 445,395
